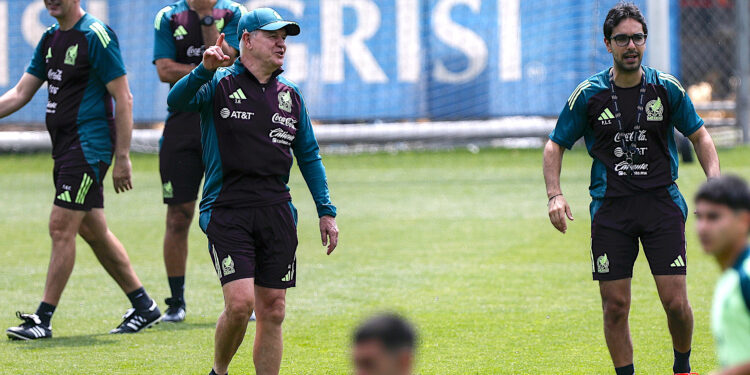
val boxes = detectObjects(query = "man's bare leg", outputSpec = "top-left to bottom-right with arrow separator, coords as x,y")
253,285 -> 286,375
77,208 -> 142,293
599,278 -> 633,368
163,201 -> 195,278
654,274 -> 693,372
42,205 -> 87,305
213,278 -> 255,374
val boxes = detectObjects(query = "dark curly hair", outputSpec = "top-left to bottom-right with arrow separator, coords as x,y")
603,2 -> 648,40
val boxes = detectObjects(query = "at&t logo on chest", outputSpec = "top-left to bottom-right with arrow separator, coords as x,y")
219,107 -> 255,120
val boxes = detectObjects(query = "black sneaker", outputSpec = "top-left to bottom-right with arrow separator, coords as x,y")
109,300 -> 161,334
162,297 -> 186,323
6,312 -> 52,340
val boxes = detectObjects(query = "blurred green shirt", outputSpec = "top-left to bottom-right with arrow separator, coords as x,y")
712,245 -> 750,368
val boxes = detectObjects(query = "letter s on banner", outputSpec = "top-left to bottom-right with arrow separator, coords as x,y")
432,0 -> 488,83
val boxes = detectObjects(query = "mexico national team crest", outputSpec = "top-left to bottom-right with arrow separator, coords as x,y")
278,91 -> 292,112
162,181 -> 173,199
646,97 -> 664,122
597,254 -> 610,273
64,44 -> 78,66
222,255 -> 235,276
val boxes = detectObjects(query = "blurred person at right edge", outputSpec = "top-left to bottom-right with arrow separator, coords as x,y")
353,314 -> 416,375
694,175 -> 750,375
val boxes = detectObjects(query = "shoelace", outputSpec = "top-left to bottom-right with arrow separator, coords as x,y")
118,308 -> 149,331
15,311 -> 42,327
116,308 -> 136,328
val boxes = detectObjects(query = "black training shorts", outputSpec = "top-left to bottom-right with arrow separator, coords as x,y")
53,157 -> 108,211
159,111 -> 203,205
205,203 -> 299,288
590,185 -> 688,281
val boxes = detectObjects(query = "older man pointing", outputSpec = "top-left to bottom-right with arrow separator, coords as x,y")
167,8 -> 338,375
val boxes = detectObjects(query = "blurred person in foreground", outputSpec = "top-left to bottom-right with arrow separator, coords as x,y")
353,314 -> 416,375
1,0 -> 160,340
694,175 -> 750,375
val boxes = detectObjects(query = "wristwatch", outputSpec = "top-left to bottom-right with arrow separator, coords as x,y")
200,15 -> 215,26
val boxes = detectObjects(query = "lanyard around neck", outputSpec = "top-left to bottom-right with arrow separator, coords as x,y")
608,67 -> 647,176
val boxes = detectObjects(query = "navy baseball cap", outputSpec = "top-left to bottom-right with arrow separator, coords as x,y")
238,8 -> 300,40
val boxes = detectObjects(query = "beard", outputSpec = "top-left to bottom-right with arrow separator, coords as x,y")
613,53 -> 642,73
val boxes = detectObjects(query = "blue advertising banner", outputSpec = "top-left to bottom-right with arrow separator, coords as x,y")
0,0 -> 675,123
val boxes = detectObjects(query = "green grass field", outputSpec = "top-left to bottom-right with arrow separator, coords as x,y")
1,147 -> 749,374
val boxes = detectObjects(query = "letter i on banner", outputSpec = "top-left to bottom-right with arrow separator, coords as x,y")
396,0 -> 420,82
498,0 -> 521,82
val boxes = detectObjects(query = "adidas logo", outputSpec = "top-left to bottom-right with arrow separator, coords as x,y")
56,174 -> 93,204
670,255 -> 686,268
173,25 -> 187,39
598,108 -> 614,122
281,264 -> 294,282
56,191 -> 71,202
76,174 -> 93,204
229,88 -> 246,103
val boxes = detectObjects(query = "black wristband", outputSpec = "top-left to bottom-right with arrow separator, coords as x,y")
548,194 -> 563,202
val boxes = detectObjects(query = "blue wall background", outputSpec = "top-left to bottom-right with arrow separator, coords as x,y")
0,0 -> 678,123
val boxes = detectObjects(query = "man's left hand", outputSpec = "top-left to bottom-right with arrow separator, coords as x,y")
112,154 -> 133,193
320,215 -> 338,255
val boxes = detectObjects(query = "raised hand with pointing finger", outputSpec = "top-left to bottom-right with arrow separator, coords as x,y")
202,33 -> 232,71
